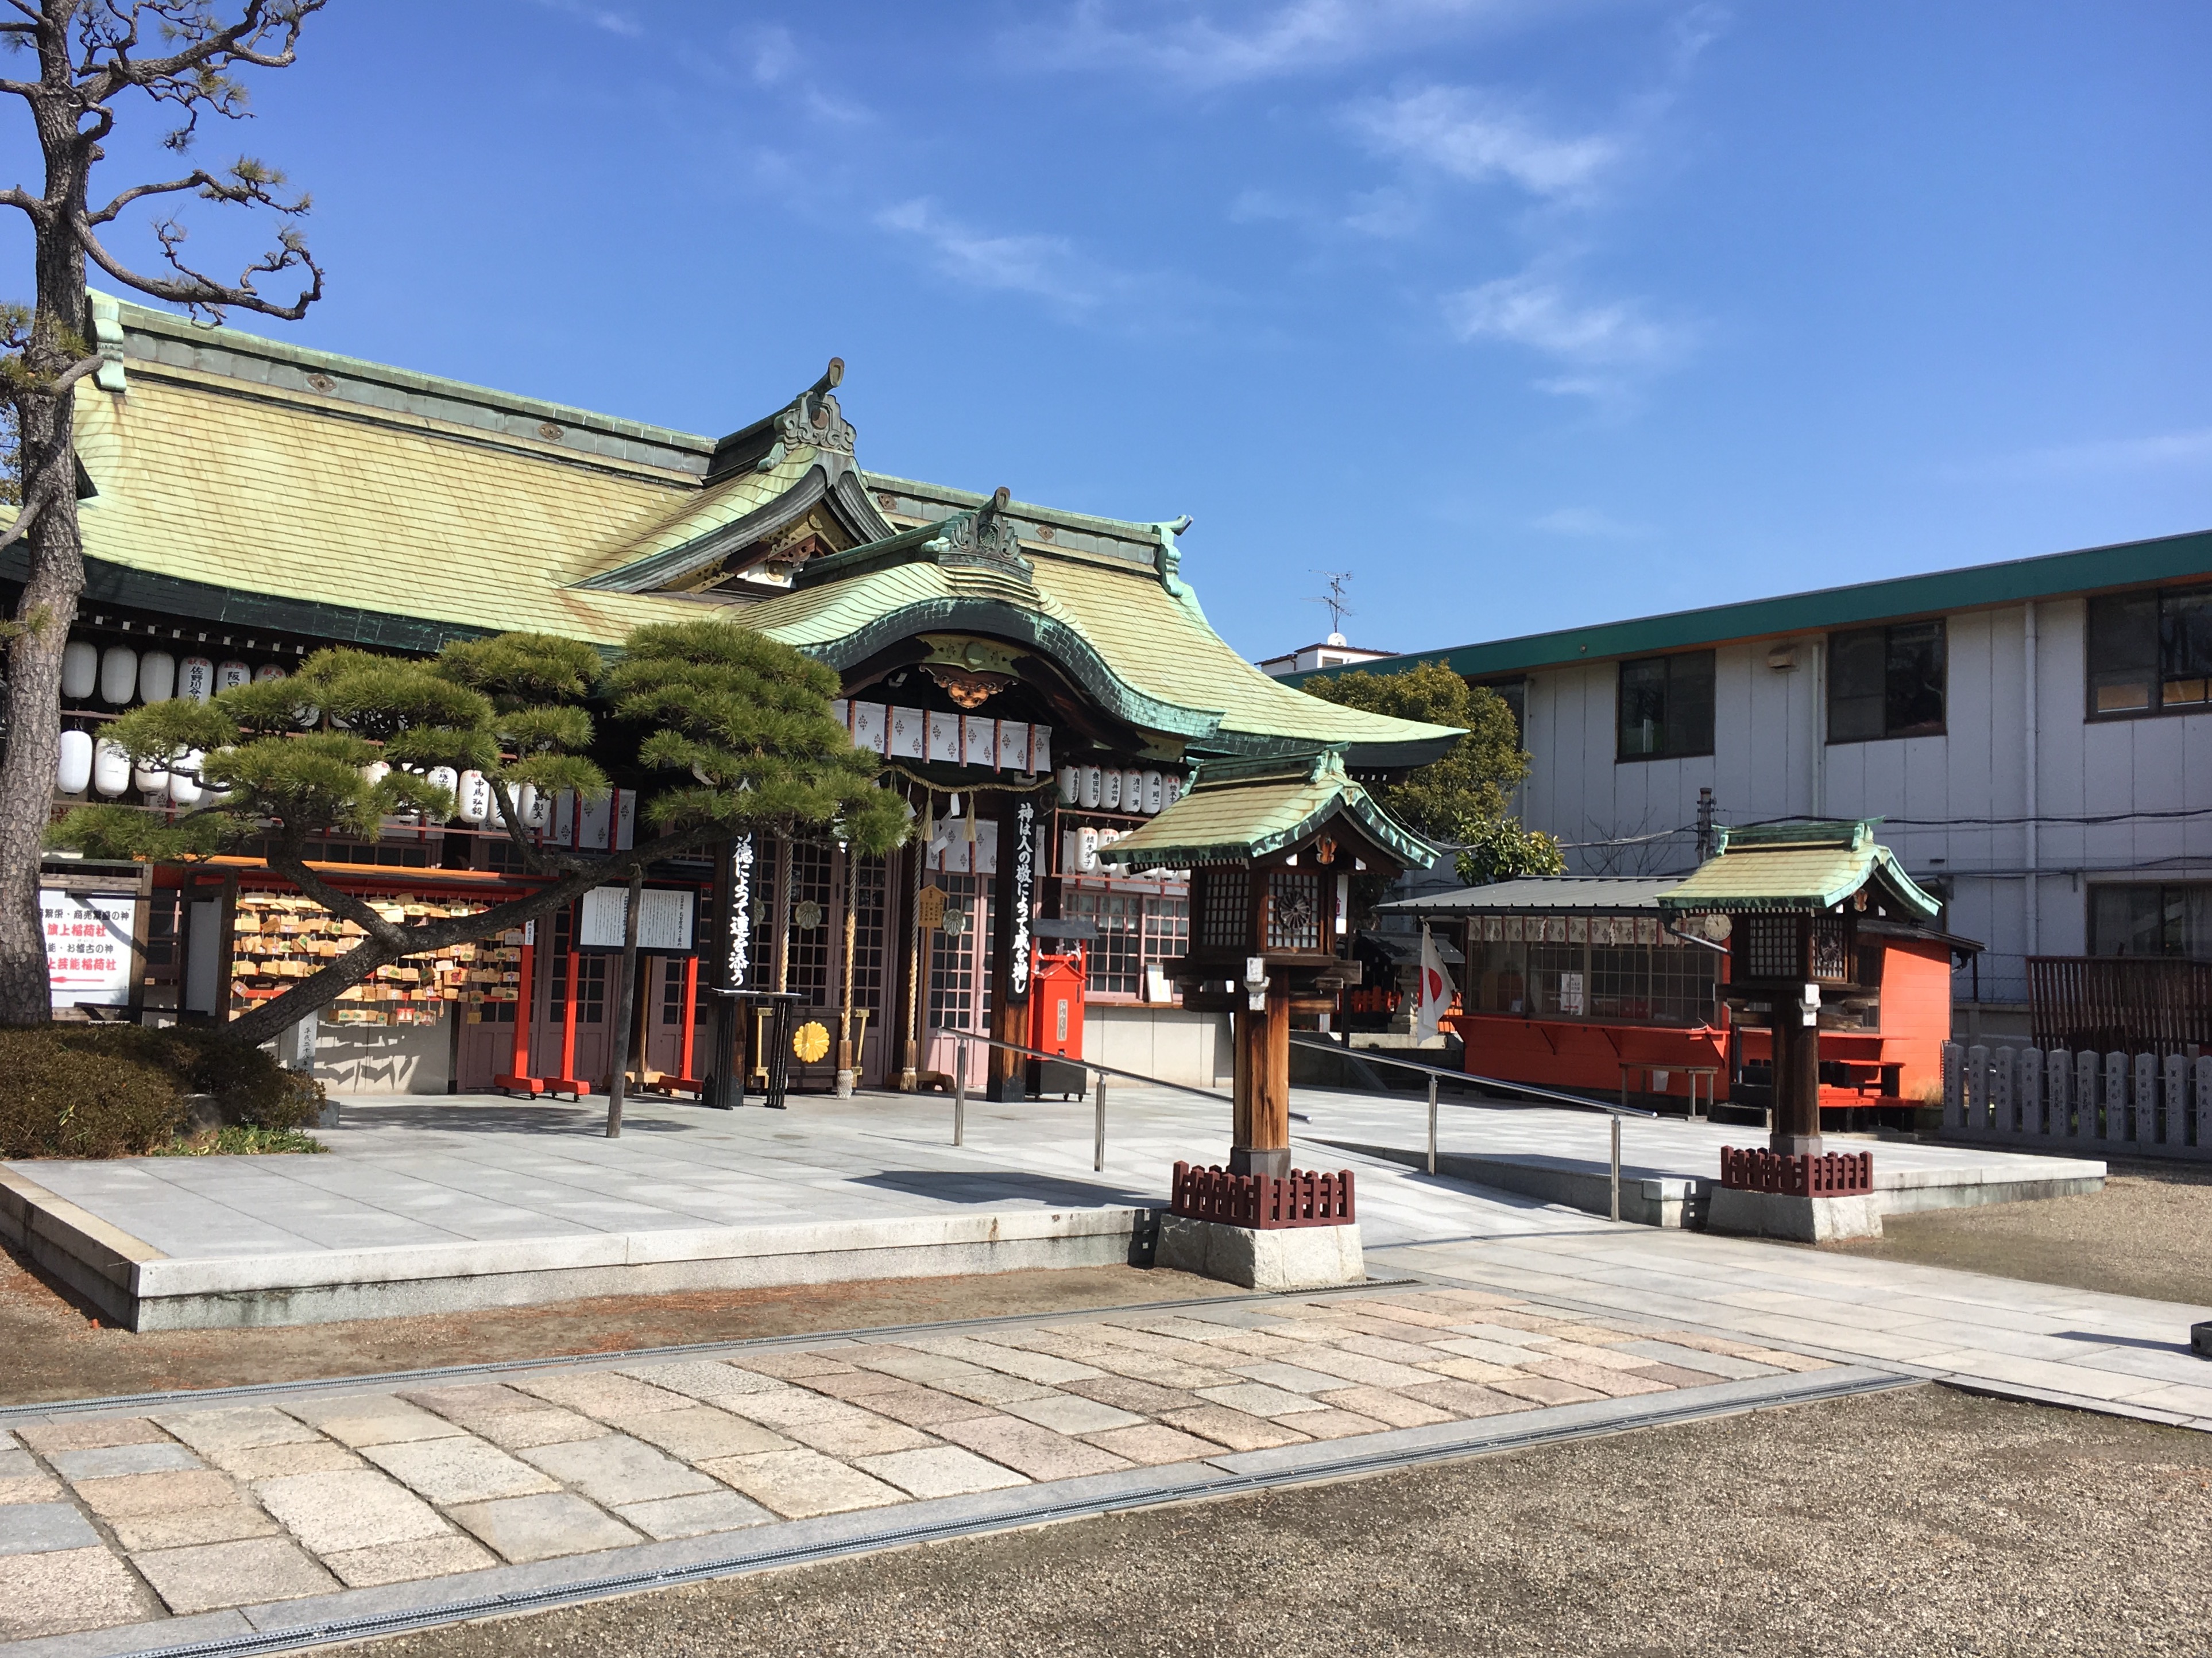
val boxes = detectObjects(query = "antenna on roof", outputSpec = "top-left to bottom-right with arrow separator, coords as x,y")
1306,570 -> 1354,643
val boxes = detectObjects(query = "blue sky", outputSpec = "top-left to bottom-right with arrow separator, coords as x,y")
24,1 -> 2212,658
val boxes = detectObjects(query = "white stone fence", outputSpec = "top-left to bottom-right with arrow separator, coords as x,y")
1940,1041 -> 2211,1157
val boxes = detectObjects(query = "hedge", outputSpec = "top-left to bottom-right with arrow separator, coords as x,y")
0,1025 -> 323,1159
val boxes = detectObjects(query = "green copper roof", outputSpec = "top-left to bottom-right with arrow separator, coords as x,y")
1657,819 -> 1942,921
1293,526 -> 2212,686
1104,748 -> 1434,872
743,504 -> 1464,767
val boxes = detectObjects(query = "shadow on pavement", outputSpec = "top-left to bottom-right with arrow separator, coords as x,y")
338,1104 -> 693,1136
853,1169 -> 1159,1208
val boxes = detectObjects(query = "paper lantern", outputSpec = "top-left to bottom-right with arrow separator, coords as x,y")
169,750 -> 204,807
179,656 -> 214,703
216,660 -> 252,692
1077,826 -> 1100,873
361,761 -> 390,792
426,766 -> 459,819
253,664 -> 285,684
98,645 -> 137,705
61,640 -> 98,700
1163,773 -> 1184,809
455,770 -> 491,824
56,729 -> 92,794
1058,765 -> 1080,804
1143,770 -> 1165,814
1122,769 -> 1145,813
138,650 -> 176,703
92,738 -> 131,797
1080,765 -> 1103,808
134,750 -> 171,795
1101,769 -> 1123,811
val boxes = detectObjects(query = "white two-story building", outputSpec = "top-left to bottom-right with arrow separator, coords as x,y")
1297,527 -> 2212,1039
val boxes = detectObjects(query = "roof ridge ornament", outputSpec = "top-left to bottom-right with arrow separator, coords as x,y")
927,485 -> 1034,587
762,357 -> 856,468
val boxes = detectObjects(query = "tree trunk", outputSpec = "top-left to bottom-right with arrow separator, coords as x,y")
0,91 -> 91,1027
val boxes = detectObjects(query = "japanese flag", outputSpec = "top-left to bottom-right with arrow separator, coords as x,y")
1415,923 -> 1457,1041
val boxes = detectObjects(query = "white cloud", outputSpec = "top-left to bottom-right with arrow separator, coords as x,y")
1009,0 -> 1536,88
1960,428 -> 2212,481
1444,270 -> 1684,365
525,0 -> 640,37
748,25 -> 799,86
1348,86 -> 1619,202
876,198 -> 1143,317
1531,506 -> 1649,538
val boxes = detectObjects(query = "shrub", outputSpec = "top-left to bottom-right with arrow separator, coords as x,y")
0,1025 -> 323,1158
0,1029 -> 184,1157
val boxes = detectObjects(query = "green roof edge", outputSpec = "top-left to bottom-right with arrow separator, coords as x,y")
1290,526 -> 2212,685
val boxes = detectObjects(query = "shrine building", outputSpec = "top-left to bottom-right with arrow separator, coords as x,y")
17,292 -> 1457,1094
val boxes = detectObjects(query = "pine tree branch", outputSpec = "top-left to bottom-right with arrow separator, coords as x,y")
73,209 -> 322,319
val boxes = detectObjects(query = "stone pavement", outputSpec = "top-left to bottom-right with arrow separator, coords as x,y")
1379,1226 -> 2212,1430
0,1082 -> 2099,1327
0,1284 -> 1878,1650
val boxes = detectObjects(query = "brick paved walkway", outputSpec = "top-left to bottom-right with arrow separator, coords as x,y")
0,1285 -> 1835,1646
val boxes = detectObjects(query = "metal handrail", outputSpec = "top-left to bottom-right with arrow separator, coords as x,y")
1289,1036 -> 1656,1222
941,1029 -> 1229,1175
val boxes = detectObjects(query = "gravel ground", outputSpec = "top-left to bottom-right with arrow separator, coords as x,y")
1834,1159 -> 2212,1305
352,1385 -> 2210,1658
0,1241 -> 1233,1407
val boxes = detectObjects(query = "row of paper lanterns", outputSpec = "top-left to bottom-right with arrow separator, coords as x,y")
60,640 -> 295,707
1057,765 -> 1182,815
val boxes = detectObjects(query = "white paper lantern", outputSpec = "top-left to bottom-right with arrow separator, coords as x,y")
1122,769 -> 1145,812
1077,826 -> 1100,873
134,750 -> 170,795
169,750 -> 204,807
1101,769 -> 1123,811
426,766 -> 459,818
139,650 -> 177,703
1080,765 -> 1103,808
1143,769 -> 1165,814
1058,766 -> 1080,805
455,769 -> 491,824
216,660 -> 252,692
92,738 -> 131,797
179,656 -> 215,703
98,645 -> 137,705
361,760 -> 390,791
1163,773 -> 1184,809
56,729 -> 92,794
61,640 -> 98,700
254,664 -> 286,684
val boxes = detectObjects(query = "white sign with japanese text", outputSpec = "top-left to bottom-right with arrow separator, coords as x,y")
43,889 -> 136,1007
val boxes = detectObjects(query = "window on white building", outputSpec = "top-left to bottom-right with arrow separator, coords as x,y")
1827,620 -> 1946,742
2087,584 -> 2212,716
1616,652 -> 1715,761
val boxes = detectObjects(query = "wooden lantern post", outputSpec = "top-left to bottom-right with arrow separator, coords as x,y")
1100,750 -> 1429,1180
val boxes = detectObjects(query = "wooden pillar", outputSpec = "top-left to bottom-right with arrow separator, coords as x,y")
214,868 -> 240,1023
502,927 -> 536,1087
1770,990 -> 1823,1157
1231,985 -> 1291,1179
678,954 -> 699,1083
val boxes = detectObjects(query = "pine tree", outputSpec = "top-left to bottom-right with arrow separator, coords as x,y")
51,622 -> 907,1048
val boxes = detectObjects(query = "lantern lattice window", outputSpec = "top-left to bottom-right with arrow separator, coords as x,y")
1264,869 -> 1324,954
1197,869 -> 1250,951
1809,915 -> 1854,983
1743,914 -> 1800,980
